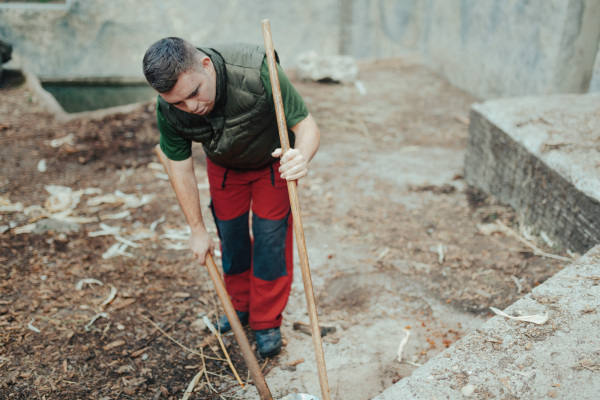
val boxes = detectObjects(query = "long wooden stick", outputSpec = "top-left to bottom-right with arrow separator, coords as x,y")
261,19 -> 331,400
154,146 -> 273,400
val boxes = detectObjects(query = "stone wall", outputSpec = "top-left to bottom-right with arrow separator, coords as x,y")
464,93 -> 600,254
590,42 -> 600,91
0,0 -> 342,80
421,0 -> 600,98
1,0 -> 599,99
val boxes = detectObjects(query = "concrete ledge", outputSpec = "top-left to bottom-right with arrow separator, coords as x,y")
23,69 -> 151,122
374,245 -> 600,400
464,93 -> 600,254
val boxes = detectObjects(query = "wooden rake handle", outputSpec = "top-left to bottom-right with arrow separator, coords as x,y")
261,19 -> 331,400
153,146 -> 273,400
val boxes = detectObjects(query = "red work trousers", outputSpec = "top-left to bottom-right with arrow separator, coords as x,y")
207,158 -> 293,330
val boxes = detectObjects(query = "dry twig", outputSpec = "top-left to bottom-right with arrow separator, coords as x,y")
181,368 -> 205,400
495,220 -> 573,262
138,314 -> 225,362
204,316 -> 245,388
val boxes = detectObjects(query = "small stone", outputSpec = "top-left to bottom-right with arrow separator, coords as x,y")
191,318 -> 207,331
461,384 -> 476,396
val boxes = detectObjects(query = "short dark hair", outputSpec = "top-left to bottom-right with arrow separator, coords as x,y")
142,37 -> 201,93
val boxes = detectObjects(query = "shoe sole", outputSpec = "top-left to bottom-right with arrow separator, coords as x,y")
259,347 -> 282,358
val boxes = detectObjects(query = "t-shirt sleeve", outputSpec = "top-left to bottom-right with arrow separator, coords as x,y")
260,58 -> 309,128
156,99 -> 193,161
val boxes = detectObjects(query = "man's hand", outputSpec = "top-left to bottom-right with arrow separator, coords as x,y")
189,229 -> 215,266
271,148 -> 308,181
271,113 -> 320,181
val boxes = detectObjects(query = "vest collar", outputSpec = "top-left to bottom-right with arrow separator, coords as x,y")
199,47 -> 227,111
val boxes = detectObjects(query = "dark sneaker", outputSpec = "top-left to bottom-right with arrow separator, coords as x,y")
255,327 -> 282,358
214,310 -> 249,334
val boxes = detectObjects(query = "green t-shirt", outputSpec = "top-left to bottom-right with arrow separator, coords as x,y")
158,59 -> 309,161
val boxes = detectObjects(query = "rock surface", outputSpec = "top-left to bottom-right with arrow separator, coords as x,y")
375,245 -> 600,400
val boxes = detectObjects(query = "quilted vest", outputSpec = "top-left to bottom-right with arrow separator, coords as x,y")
157,43 -> 294,170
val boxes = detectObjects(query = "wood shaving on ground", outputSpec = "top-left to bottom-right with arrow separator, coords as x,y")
148,162 -> 165,171
511,275 -> 523,293
154,172 -> 170,181
437,244 -> 445,264
86,190 -> 155,209
102,242 -> 135,259
49,209 -> 96,224
88,223 -> 122,237
27,318 -> 41,333
150,215 -> 166,231
477,222 -> 504,235
0,196 -> 24,212
44,185 -> 102,213
99,210 -> 131,220
181,368 -> 205,400
490,306 -> 549,324
115,235 -> 141,248
162,242 -> 189,251
495,220 -> 573,262
75,278 -> 104,290
397,328 -> 411,363
376,247 -> 390,261
49,133 -> 75,148
159,228 -> 191,241
100,285 -> 118,310
85,312 -> 108,332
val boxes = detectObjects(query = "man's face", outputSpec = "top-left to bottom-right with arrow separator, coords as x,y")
160,56 -> 217,116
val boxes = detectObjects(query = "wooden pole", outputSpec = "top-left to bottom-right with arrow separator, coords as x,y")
154,146 -> 273,400
261,19 -> 331,400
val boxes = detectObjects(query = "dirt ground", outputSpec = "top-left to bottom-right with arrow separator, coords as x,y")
0,58 -> 570,400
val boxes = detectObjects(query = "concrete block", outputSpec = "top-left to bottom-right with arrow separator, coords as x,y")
464,93 -> 600,254
373,245 -> 600,399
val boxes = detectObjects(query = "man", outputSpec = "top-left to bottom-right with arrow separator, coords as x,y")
142,37 -> 320,357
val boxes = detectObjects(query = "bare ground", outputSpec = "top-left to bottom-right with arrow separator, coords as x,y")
0,59 -> 570,399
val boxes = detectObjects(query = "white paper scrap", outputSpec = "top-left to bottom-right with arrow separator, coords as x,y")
203,316 -> 218,335
37,159 -> 47,172
490,307 -> 549,324
397,328 -> 411,363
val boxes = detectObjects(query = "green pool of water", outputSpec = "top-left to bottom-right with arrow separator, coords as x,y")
42,82 -> 156,113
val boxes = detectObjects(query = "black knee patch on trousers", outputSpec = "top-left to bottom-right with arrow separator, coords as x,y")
211,207 -> 251,275
252,213 -> 290,281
